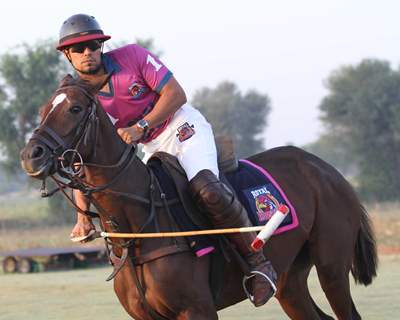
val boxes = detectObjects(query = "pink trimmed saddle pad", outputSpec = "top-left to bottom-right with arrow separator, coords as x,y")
225,159 -> 299,235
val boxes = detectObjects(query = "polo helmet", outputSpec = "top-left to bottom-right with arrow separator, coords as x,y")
57,14 -> 111,50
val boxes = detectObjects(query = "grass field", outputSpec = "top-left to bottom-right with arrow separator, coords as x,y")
1,192 -> 400,319
0,255 -> 399,320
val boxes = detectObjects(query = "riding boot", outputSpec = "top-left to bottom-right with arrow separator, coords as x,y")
189,169 -> 277,307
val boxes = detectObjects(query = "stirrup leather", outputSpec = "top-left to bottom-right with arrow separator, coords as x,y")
242,270 -> 277,303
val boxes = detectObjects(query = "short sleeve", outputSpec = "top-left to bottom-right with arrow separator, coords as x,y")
131,45 -> 173,93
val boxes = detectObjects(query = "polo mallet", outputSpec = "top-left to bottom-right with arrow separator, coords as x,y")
251,204 -> 290,251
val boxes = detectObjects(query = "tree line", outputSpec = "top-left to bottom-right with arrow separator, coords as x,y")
306,59 -> 400,201
0,39 -> 398,211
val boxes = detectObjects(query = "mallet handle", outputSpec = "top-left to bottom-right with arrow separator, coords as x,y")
99,226 -> 265,239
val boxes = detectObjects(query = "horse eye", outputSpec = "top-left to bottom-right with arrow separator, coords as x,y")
69,105 -> 82,114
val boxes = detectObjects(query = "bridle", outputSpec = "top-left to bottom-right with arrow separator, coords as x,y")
31,84 -> 137,216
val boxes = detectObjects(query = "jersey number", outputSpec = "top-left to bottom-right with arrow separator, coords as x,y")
146,54 -> 162,72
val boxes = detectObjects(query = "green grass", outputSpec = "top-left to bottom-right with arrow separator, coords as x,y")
0,255 -> 399,319
0,193 -> 399,318
220,255 -> 400,319
0,190 -> 79,251
368,202 -> 400,249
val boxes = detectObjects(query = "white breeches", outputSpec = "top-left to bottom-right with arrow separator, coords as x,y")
142,104 -> 219,181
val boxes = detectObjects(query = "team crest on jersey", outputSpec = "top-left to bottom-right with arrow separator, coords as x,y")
176,122 -> 195,142
128,82 -> 146,99
250,186 -> 279,222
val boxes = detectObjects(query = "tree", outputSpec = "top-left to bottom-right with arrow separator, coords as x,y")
304,133 -> 357,177
0,39 -> 73,221
192,81 -> 271,158
319,59 -> 400,200
0,39 -> 69,173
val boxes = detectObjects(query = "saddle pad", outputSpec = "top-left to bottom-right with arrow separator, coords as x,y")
226,159 -> 299,234
147,158 -> 299,257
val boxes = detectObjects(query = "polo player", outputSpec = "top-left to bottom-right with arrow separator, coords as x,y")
58,13 -> 277,306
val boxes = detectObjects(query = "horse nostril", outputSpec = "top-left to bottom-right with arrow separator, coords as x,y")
31,145 -> 46,159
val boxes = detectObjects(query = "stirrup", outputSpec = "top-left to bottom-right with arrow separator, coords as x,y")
242,270 -> 277,303
70,229 -> 96,243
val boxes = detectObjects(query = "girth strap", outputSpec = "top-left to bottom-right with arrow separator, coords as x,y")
131,244 -> 190,265
107,247 -> 129,282
107,244 -> 191,271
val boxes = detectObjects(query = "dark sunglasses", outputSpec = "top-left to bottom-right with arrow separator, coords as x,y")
69,40 -> 102,53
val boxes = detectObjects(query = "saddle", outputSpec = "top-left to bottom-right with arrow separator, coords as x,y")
148,135 -> 238,229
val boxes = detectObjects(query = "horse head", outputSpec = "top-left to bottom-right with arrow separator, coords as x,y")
20,73 -> 119,180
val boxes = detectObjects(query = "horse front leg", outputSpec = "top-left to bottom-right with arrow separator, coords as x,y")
112,262 -> 151,320
147,253 -> 219,320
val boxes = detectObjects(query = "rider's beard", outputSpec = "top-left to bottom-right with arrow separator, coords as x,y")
77,63 -> 102,75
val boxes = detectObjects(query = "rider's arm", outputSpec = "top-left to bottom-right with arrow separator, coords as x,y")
143,76 -> 186,129
134,44 -> 187,128
74,189 -> 90,216
70,189 -> 95,240
118,45 -> 186,142
118,77 -> 186,143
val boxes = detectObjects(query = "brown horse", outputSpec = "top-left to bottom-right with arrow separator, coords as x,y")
20,75 -> 377,320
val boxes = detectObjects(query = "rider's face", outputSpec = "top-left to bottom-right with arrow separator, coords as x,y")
64,40 -> 103,75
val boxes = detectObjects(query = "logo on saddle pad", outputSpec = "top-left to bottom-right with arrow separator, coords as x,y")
250,186 -> 280,222
176,122 -> 195,142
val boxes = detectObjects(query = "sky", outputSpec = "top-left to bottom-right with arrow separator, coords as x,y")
1,0 -> 400,148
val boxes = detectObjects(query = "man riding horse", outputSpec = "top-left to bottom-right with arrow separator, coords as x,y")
57,13 -> 276,307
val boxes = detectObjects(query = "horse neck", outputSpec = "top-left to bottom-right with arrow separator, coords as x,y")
81,102 -> 155,239
83,110 -> 150,191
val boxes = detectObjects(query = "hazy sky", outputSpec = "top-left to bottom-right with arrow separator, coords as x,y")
1,0 -> 399,148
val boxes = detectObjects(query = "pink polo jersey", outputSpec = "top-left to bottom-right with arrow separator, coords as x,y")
97,44 -> 173,143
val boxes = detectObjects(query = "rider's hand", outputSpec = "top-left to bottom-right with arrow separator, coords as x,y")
117,125 -> 143,144
70,218 -> 96,243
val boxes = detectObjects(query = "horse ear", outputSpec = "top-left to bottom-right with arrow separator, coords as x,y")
59,74 -> 75,88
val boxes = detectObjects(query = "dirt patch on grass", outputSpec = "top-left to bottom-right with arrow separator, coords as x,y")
368,203 -> 400,255
378,246 -> 400,255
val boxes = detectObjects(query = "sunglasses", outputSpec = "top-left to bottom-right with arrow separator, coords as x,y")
69,40 -> 102,53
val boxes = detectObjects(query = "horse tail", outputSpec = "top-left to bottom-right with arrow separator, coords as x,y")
351,205 -> 378,285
